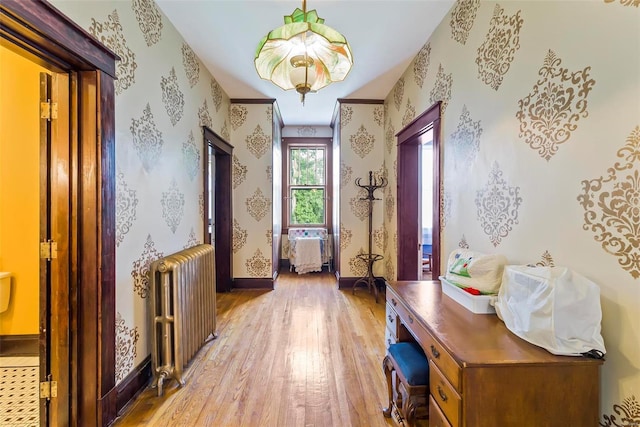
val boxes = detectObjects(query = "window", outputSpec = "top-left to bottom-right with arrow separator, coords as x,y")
283,138 -> 332,231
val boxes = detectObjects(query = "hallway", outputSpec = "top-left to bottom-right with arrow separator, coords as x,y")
115,272 -> 395,427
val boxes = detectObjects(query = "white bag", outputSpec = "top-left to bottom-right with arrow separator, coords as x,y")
495,265 -> 606,358
445,249 -> 507,294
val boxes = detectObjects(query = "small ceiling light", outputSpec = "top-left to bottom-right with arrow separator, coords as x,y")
255,0 -> 353,105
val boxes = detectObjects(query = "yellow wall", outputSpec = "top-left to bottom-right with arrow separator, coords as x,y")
0,46 -> 46,334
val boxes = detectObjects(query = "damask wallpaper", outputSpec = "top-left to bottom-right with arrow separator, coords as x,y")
51,0 -> 230,384
383,0 -> 639,419
230,103 -> 274,279
43,0 -> 640,418
339,103 -> 386,278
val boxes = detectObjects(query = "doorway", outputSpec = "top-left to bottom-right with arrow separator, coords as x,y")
0,44 -> 71,427
421,135 -> 434,280
203,127 -> 233,292
397,102 -> 441,281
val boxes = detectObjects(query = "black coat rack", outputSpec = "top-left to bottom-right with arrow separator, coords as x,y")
352,171 -> 387,303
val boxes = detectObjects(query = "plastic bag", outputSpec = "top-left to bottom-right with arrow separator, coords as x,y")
445,249 -> 507,295
495,265 -> 605,358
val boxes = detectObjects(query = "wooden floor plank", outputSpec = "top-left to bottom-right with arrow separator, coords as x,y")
114,272 -> 396,427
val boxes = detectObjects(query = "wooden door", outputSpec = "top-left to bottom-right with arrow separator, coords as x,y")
39,71 -> 71,427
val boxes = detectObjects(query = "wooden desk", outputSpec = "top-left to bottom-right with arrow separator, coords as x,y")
386,281 -> 603,427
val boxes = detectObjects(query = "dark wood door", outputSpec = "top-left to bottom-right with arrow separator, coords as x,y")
397,102 -> 441,280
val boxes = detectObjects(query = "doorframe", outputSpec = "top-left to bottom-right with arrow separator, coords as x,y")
396,102 -> 441,280
1,1 -> 118,425
203,127 -> 233,292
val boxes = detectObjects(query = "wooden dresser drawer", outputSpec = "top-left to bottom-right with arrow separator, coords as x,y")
384,326 -> 396,348
385,294 -> 412,343
429,396 -> 453,427
385,302 -> 399,336
423,332 -> 461,392
387,292 -> 402,316
430,360 -> 461,427
387,292 -> 415,335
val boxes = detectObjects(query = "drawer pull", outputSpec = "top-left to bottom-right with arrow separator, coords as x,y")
437,385 -> 448,402
388,314 -> 394,322
408,315 -> 414,324
430,345 -> 440,359
391,298 -> 397,307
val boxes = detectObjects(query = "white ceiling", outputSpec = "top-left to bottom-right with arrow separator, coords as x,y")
156,1 -> 455,127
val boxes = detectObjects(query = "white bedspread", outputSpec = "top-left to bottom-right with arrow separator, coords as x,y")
294,237 -> 322,274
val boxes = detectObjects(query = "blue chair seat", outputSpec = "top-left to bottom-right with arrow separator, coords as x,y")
388,342 -> 429,386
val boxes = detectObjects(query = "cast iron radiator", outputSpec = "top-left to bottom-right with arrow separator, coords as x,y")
150,243 -> 216,396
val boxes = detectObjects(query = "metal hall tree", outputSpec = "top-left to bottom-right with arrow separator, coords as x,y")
352,171 -> 387,303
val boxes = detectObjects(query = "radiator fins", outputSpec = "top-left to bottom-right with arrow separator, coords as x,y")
149,244 -> 217,396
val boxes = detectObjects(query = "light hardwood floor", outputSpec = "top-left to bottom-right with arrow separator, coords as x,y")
114,271 -> 396,427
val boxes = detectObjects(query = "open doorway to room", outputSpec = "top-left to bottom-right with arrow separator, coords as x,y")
0,43 -> 72,427
203,127 -> 233,292
421,135 -> 434,280
397,102 -> 441,281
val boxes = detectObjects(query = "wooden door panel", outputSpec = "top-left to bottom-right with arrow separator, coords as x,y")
39,70 -> 51,427
49,71 -> 71,427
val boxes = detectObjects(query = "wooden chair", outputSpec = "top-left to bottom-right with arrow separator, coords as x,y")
422,244 -> 432,272
382,342 -> 429,426
422,254 -> 432,272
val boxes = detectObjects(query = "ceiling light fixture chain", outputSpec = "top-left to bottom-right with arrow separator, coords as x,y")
254,0 -> 353,105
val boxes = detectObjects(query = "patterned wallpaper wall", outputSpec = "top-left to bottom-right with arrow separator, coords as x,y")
231,103 -> 274,279
383,0 -> 639,420
51,0 -> 230,384
43,0 -> 640,417
339,103 -> 386,277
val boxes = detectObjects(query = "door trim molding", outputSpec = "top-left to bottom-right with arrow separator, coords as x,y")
396,102 -> 441,280
0,1 -> 117,77
203,126 -> 233,292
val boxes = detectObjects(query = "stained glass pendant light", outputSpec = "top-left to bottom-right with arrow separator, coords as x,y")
255,0 -> 353,105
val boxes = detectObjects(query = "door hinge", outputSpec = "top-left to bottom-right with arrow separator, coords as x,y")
40,240 -> 58,261
40,379 -> 58,400
40,100 -> 58,120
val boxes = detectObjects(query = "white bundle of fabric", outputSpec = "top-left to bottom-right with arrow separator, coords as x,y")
294,237 -> 322,274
